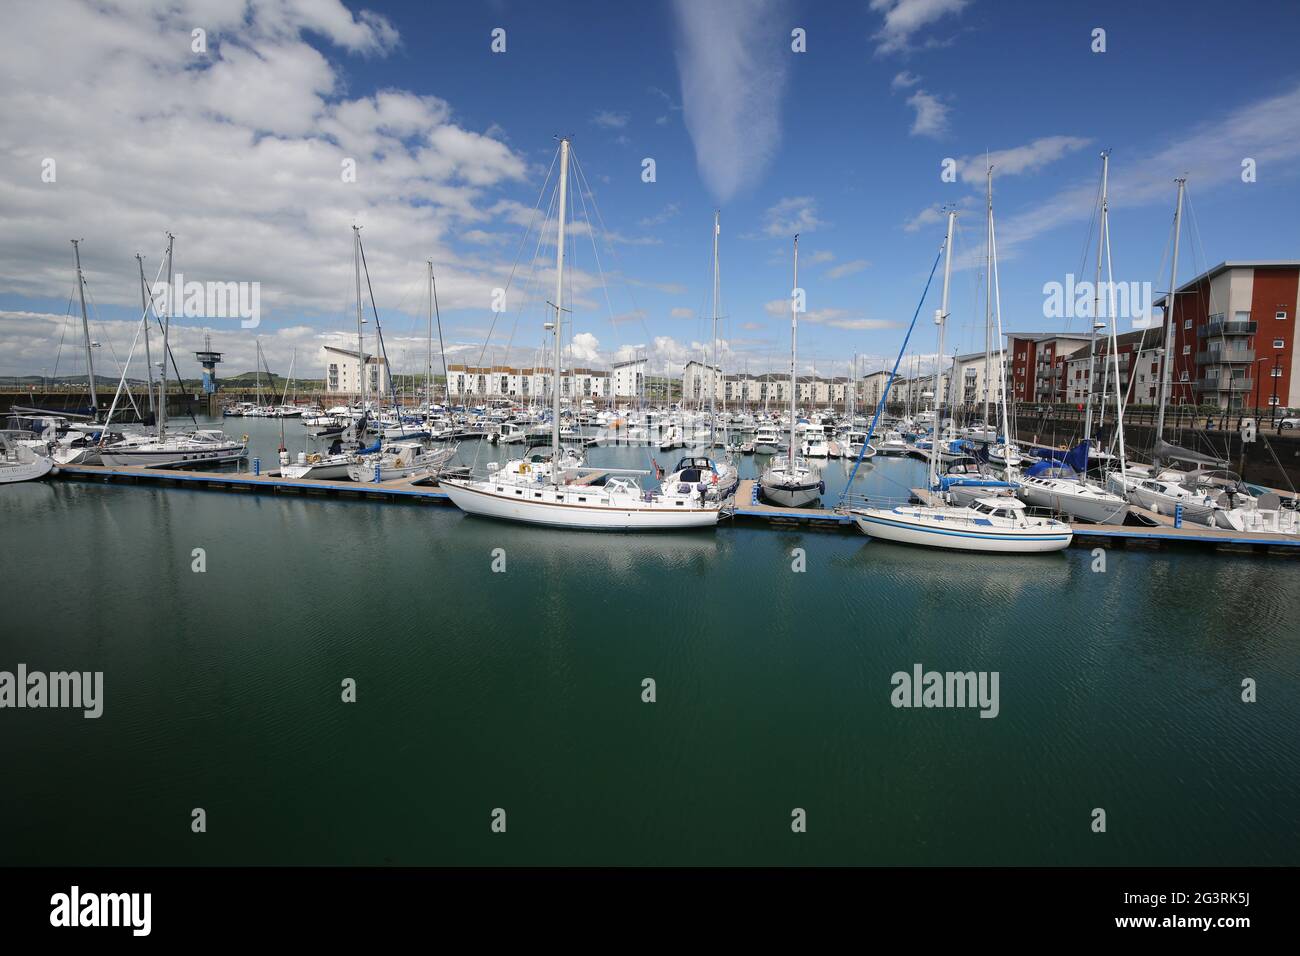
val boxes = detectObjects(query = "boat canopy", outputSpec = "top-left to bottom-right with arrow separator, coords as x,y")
1024,458 -> 1079,478
1153,438 -> 1227,469
938,475 -> 1016,491
1026,440 -> 1091,474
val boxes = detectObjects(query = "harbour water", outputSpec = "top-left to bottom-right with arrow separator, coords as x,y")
2,417 -> 1298,865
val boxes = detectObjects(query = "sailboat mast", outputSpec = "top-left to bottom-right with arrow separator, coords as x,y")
983,168 -> 992,429
1102,164 -> 1128,484
711,210 -> 720,449
426,259 -> 434,420
135,253 -> 155,416
1154,178 -> 1185,443
789,234 -> 800,464
71,240 -> 98,415
930,210 -> 956,493
159,232 -> 174,439
354,225 -> 365,410
551,137 -> 571,483
1083,150 -> 1110,451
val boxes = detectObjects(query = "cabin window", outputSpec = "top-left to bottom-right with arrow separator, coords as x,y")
578,497 -> 586,503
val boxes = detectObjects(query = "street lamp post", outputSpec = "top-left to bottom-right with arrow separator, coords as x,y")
1253,355 -> 1272,422
1270,348 -> 1282,428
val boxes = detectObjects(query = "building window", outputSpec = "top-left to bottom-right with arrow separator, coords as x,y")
1184,319 -> 1192,330
1274,339 -> 1285,349
1277,310 -> 1289,321
1179,371 -> 1188,382
1273,367 -> 1284,378
1182,345 -> 1190,355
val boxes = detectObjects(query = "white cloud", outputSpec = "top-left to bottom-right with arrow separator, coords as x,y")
902,195 -> 975,233
902,204 -> 946,234
870,0 -> 971,55
763,301 -> 897,331
826,259 -> 871,279
0,0 -> 541,376
991,81 -> 1300,264
958,136 -> 1092,184
591,110 -> 630,129
759,197 -> 825,237
906,89 -> 950,138
671,0 -> 787,201
638,202 -> 681,227
570,331 -> 602,361
670,307 -> 694,318
891,70 -> 922,90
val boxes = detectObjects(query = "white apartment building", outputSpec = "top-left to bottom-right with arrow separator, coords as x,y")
322,345 -> 390,396
683,360 -> 725,402
612,358 -> 647,398
951,350 -> 1008,412
446,364 -> 609,402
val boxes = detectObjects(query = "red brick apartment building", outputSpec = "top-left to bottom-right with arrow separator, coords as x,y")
1004,332 -> 1091,404
1158,261 -> 1299,410
1011,261 -> 1300,410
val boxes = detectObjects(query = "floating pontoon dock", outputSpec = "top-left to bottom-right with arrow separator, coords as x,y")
48,464 -> 1300,555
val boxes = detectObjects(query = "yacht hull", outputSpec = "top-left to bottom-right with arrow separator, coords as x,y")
0,455 -> 55,484
99,444 -> 247,468
852,508 -> 1073,553
440,480 -> 721,530
758,479 -> 821,508
1016,480 -> 1129,525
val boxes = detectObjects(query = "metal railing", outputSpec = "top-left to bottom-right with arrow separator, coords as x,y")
1196,349 -> 1255,365
1199,319 -> 1256,338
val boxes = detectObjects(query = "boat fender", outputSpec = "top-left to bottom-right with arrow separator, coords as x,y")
818,480 -> 826,494
520,463 -> 531,474
241,434 -> 249,443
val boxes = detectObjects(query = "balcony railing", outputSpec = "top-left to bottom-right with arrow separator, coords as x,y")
1199,319 -> 1256,338
1193,376 -> 1253,392
1196,349 -> 1255,365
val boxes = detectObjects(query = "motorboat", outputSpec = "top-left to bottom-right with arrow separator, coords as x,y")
852,495 -> 1073,553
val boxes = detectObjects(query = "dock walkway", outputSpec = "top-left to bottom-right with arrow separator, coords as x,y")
48,464 -> 1300,555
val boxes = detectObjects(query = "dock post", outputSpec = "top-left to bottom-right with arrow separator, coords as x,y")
253,457 -> 261,476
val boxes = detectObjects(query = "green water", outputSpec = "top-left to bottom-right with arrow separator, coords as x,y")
1,418 -> 1298,865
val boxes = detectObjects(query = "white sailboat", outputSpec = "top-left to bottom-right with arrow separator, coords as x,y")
1013,153 -> 1128,524
663,210 -> 738,498
851,209 -> 1072,553
99,234 -> 248,468
346,440 -> 457,483
760,235 -> 823,507
440,139 -> 727,531
0,431 -> 56,484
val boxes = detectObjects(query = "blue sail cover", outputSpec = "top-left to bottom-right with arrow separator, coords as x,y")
1024,458 -> 1077,478
1028,439 -> 1091,473
937,476 -> 1016,491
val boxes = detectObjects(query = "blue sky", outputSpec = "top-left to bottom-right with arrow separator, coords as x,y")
2,0 -> 1298,381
